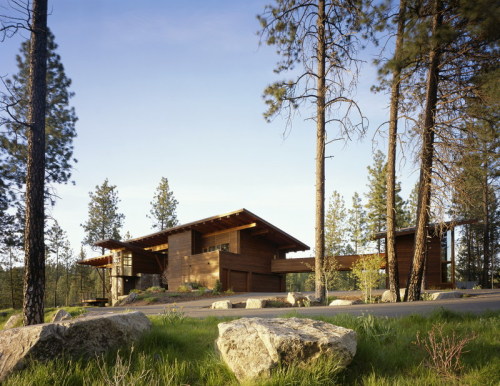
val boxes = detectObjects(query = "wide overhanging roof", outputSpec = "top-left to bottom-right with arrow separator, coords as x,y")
95,208 -> 309,253
375,219 -> 477,239
78,254 -> 113,268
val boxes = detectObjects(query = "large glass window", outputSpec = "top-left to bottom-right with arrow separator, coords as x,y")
440,230 -> 453,283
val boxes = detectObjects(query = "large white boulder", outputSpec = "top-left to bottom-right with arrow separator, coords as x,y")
114,291 -> 138,306
0,311 -> 151,382
216,317 -> 357,381
246,299 -> 266,309
329,299 -> 360,306
430,291 -> 463,300
287,292 -> 306,306
211,300 -> 232,309
381,289 -> 407,303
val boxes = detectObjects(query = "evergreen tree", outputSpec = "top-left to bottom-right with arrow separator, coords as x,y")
325,190 -> 348,257
365,150 -> 408,252
46,220 -> 65,307
81,179 -> 125,254
1,28 -> 77,194
347,192 -> 366,254
148,177 -> 179,230
258,0 -> 366,303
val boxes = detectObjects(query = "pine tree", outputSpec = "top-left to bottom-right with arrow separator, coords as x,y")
1,28 -> 77,193
258,0 -> 366,303
46,220 -> 65,307
81,179 -> 125,254
148,177 -> 179,230
325,191 -> 348,257
347,192 -> 366,254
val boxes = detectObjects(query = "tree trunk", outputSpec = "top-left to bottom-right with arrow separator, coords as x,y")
9,247 -> 16,309
314,0 -> 327,303
405,0 -> 442,302
23,0 -> 48,326
386,0 -> 406,303
481,163 -> 490,288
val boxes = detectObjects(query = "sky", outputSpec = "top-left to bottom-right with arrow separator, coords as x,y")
1,0 -> 419,259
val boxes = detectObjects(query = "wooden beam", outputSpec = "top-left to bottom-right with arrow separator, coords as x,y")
147,243 -> 168,252
204,222 -> 257,237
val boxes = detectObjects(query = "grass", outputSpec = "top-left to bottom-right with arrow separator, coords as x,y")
0,307 -> 87,329
2,309 -> 499,385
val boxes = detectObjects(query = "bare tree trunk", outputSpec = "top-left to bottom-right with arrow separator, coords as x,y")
315,0 -> 327,303
9,247 -> 16,309
481,163 -> 490,288
23,0 -> 48,325
405,0 -> 442,302
386,0 -> 406,303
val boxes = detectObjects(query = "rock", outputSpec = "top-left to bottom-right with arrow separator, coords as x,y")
381,289 -> 406,303
3,314 -> 23,330
287,292 -> 306,306
430,291 -> 463,300
114,292 -> 138,306
51,309 -> 72,323
0,311 -> 151,382
329,299 -> 360,306
305,295 -> 319,303
211,300 -> 232,309
246,299 -> 266,309
216,317 -> 356,381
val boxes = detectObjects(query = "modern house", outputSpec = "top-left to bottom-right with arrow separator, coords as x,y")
272,221 -> 469,290
79,208 -> 467,304
78,209 -> 310,303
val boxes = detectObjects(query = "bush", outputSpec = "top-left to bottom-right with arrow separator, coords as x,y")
213,280 -> 222,294
145,286 -> 164,293
177,285 -> 191,293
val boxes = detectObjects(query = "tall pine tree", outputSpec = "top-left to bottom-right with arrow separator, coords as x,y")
81,179 -> 125,255
148,177 -> 179,230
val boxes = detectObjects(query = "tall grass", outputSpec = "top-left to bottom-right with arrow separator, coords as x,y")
2,309 -> 499,385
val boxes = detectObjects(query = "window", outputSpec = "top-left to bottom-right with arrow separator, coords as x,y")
202,243 -> 229,253
440,230 -> 453,283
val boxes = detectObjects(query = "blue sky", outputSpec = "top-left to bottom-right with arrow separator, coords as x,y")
1,0 -> 418,258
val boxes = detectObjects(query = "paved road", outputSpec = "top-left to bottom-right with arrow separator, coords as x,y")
88,289 -> 500,319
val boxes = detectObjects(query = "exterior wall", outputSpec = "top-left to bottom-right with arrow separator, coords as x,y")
200,230 -> 239,253
136,273 -> 161,290
394,233 -> 454,289
166,231 -> 195,290
218,230 -> 285,292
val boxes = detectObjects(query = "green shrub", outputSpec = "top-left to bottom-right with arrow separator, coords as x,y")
213,280 -> 222,294
177,285 -> 191,293
130,289 -> 142,294
142,296 -> 158,304
145,286 -> 164,293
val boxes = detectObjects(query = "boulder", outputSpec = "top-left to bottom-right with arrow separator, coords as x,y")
287,292 -> 306,306
114,292 -> 138,306
0,311 -> 151,382
3,314 -> 23,330
305,295 -> 319,303
329,299 -> 360,306
216,317 -> 357,381
430,291 -> 463,300
211,300 -> 232,309
51,309 -> 72,323
381,289 -> 406,303
246,299 -> 266,309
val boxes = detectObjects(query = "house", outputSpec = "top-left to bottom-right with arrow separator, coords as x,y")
272,221 -> 472,290
79,208 -> 469,304
78,209 -> 310,303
